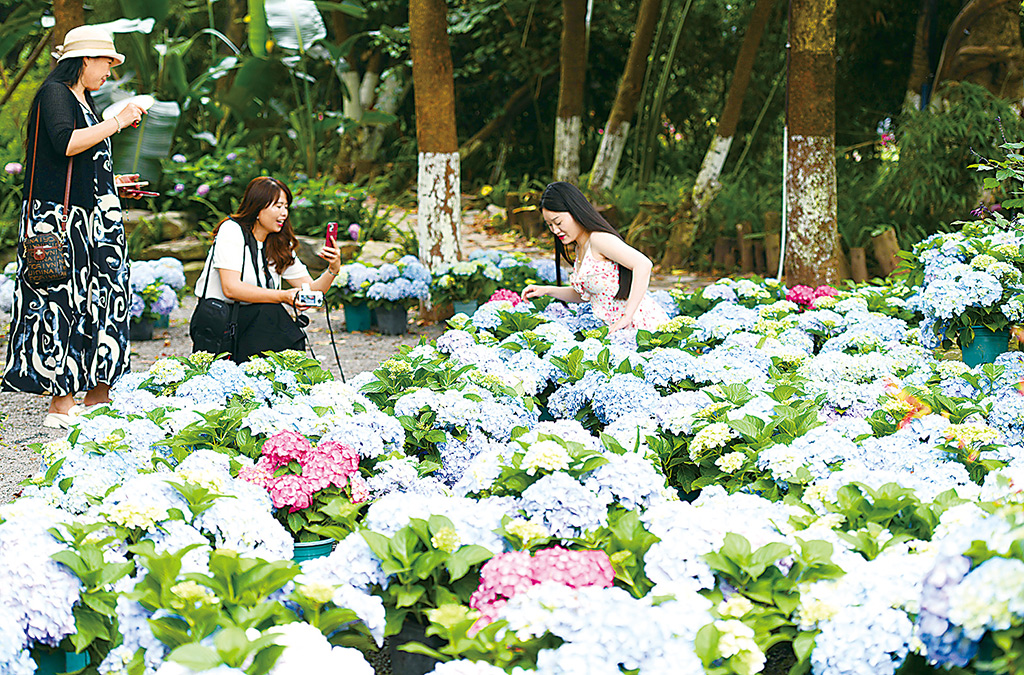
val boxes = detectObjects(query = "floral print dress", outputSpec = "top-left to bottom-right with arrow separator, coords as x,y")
2,101 -> 129,396
569,244 -> 669,330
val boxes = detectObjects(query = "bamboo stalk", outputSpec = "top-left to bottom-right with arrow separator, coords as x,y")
639,0 -> 690,184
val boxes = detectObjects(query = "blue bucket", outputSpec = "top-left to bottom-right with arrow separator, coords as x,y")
960,326 -> 1009,368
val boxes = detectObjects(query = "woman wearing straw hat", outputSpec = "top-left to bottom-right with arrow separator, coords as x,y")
1,25 -> 148,428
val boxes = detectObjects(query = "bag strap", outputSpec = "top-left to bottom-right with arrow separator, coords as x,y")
198,233 -> 219,301
242,227 -> 277,291
23,103 -> 73,240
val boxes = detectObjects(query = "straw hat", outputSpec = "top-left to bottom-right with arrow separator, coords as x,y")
52,25 -> 125,66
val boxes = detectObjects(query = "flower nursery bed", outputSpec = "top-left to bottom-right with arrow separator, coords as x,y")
6,217 -> 1024,675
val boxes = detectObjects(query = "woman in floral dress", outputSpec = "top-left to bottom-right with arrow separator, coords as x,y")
1,26 -> 147,428
521,181 -> 668,331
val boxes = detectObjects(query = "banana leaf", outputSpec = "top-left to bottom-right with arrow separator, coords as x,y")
264,0 -> 327,53
109,100 -> 182,182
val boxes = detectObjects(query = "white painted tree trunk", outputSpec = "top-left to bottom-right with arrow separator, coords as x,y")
553,115 -> 581,184
587,121 -> 630,191
417,151 -> 463,273
340,69 -> 363,121
692,134 -> 733,212
360,70 -> 380,109
785,134 -> 839,285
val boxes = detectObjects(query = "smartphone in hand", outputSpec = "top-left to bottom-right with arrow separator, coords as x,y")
326,221 -> 339,248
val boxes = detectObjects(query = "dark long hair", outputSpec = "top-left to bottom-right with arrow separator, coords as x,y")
25,57 -> 93,149
541,181 -> 632,300
214,177 -> 298,273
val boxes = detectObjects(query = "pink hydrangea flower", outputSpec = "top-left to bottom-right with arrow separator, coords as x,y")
785,284 -> 815,307
813,285 -> 839,299
237,462 -> 274,488
316,440 -> 360,475
487,288 -> 523,306
469,547 -> 614,632
267,474 -> 315,511
261,430 -> 313,465
349,475 -> 370,503
531,547 -> 614,588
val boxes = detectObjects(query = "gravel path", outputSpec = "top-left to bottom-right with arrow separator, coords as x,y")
0,295 -> 442,504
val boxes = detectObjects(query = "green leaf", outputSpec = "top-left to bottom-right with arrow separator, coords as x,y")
167,644 -> 222,670
395,584 -> 426,608
360,530 -> 392,561
446,545 -> 494,581
247,0 -> 270,57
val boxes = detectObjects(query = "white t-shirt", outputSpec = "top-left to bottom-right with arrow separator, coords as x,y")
194,219 -> 309,302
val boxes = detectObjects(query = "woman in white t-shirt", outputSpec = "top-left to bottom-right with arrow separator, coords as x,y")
193,176 -> 340,359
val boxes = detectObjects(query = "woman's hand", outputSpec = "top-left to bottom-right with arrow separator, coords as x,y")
608,316 -> 632,334
115,173 -> 142,200
521,284 -> 546,301
318,243 -> 342,275
115,103 -> 146,131
280,287 -> 312,312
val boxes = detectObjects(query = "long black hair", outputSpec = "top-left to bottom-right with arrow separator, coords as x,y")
541,181 -> 632,300
25,57 -> 93,148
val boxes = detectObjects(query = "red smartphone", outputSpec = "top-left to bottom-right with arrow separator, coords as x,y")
326,221 -> 338,248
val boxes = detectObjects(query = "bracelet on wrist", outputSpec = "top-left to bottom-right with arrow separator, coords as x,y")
113,117 -> 122,133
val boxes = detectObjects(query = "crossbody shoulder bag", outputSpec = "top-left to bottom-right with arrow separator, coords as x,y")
189,233 -> 241,355
20,104 -> 73,288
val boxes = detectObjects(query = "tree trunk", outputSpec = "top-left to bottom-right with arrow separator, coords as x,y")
784,0 -> 840,286
52,0 -> 84,63
587,0 -> 662,192
691,0 -> 776,212
410,0 -> 462,272
361,51 -> 383,109
904,0 -> 938,110
216,0 -> 248,97
934,0 -> 1024,104
554,0 -> 587,184
332,12 -> 364,122
360,65 -> 409,163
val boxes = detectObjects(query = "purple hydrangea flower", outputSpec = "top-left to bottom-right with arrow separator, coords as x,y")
196,184 -> 210,197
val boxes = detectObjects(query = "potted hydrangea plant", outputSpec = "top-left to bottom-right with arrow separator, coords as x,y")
431,258 -> 503,316
238,429 -> 370,560
366,256 -> 432,335
128,258 -> 186,340
326,262 -> 378,332
906,219 -> 1024,366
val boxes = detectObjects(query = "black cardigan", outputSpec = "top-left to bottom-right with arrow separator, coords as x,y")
22,81 -> 105,209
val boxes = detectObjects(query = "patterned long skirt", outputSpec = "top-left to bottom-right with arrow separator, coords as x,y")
2,197 -> 129,396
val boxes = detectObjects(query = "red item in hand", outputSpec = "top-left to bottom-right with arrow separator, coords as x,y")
326,221 -> 338,248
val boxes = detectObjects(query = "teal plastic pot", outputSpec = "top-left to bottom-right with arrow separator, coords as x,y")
154,313 -> 170,328
293,539 -> 336,562
343,302 -> 372,332
376,305 -> 408,335
452,300 -> 478,316
32,646 -> 90,674
129,318 -> 154,341
960,326 -> 1009,368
